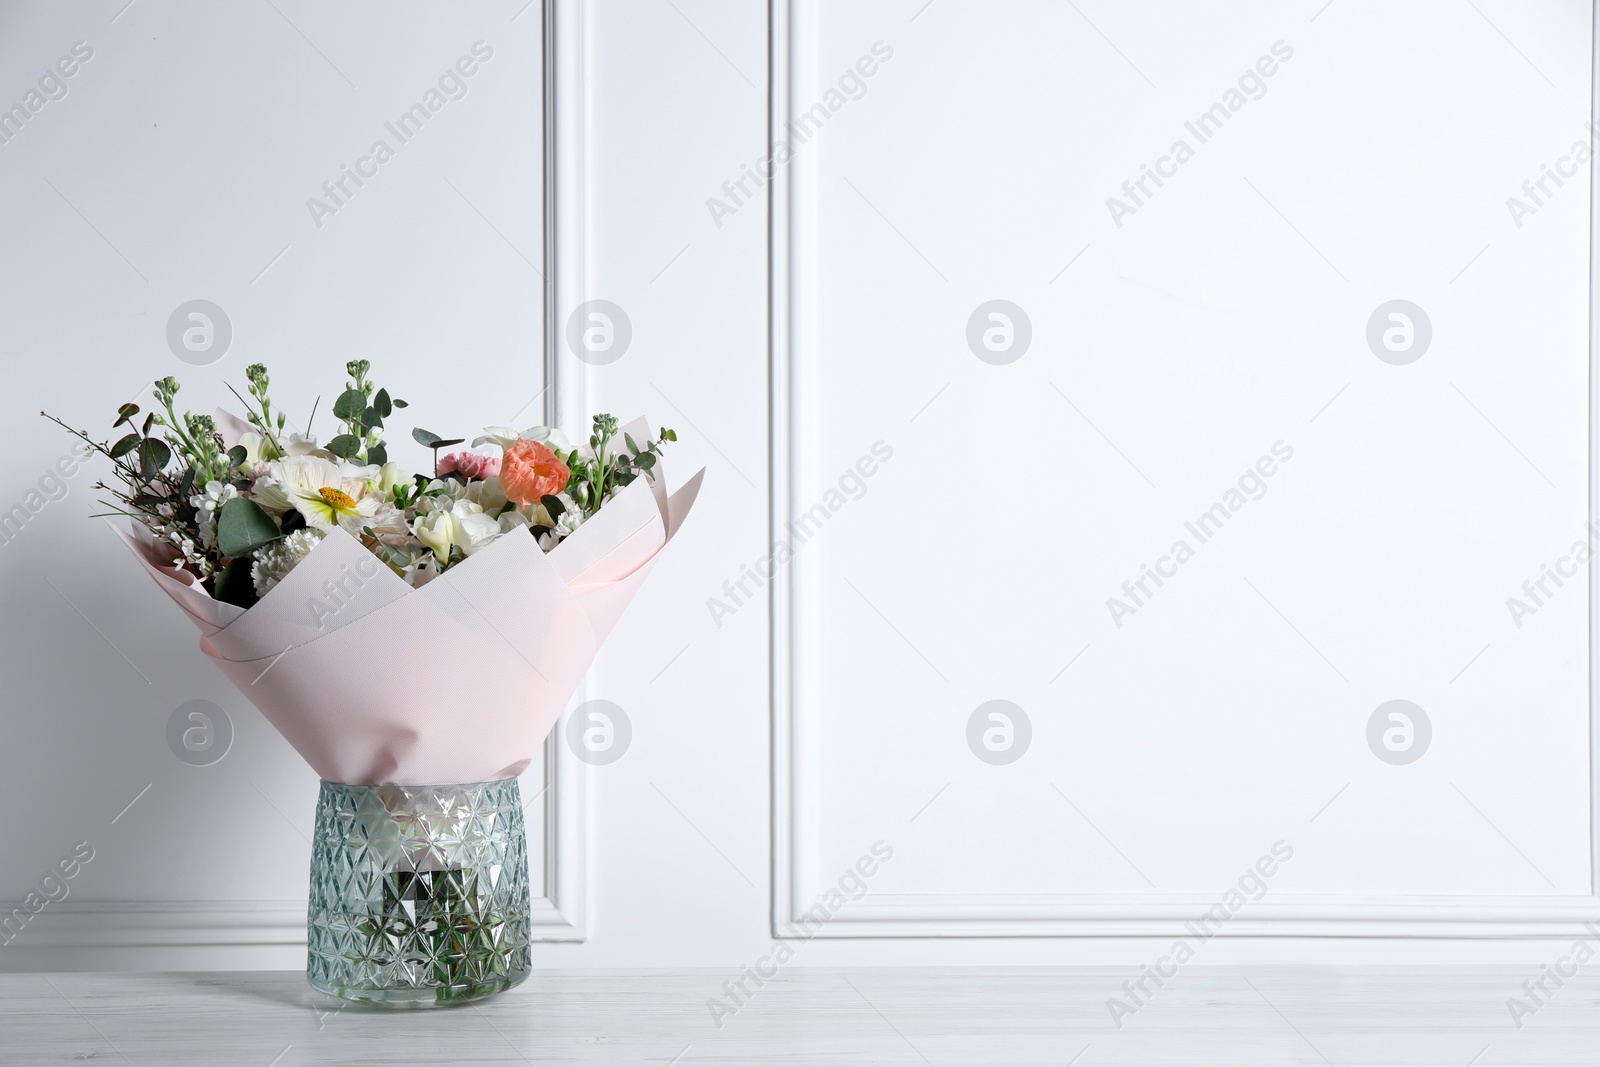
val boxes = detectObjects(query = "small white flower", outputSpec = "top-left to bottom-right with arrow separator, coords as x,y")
189,480 -> 239,549
554,506 -> 584,539
250,528 -> 325,597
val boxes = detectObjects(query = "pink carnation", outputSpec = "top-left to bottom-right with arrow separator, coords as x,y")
436,451 -> 502,480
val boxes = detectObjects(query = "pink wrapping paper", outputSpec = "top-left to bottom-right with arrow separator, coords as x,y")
113,422 -> 703,785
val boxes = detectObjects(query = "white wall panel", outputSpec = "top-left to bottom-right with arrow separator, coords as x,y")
774,0 -> 1600,935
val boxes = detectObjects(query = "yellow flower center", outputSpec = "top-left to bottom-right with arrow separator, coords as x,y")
318,486 -> 357,511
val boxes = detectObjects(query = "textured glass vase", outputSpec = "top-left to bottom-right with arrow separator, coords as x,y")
306,778 -> 531,1007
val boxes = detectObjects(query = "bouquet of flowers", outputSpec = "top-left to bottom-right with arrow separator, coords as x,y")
49,359 -> 702,1004
45,360 -> 702,785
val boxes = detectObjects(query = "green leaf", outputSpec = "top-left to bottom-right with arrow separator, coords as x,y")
367,442 -> 388,467
540,494 -> 566,520
227,445 -> 248,469
332,388 -> 366,422
624,433 -> 640,456
212,557 -> 259,609
374,388 -> 392,418
362,529 -> 411,572
412,427 -> 463,451
114,403 -> 139,428
361,406 -> 382,431
138,437 -> 171,480
634,452 -> 655,470
110,433 -> 140,459
392,398 -> 408,408
142,412 -> 155,436
660,428 -> 677,442
326,434 -> 361,459
216,497 -> 282,558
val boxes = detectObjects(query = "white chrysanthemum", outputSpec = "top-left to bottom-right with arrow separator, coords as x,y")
250,528 -> 326,597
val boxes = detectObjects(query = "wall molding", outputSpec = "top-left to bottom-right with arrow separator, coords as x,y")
769,0 -> 1600,939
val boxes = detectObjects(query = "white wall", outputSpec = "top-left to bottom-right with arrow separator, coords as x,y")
0,0 -> 546,969
3,0 -> 1599,982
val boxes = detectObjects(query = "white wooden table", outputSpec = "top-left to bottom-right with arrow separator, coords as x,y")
1,967 -> 1596,1065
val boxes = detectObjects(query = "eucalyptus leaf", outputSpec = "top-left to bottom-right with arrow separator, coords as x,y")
227,445 -> 248,469
367,442 -> 388,467
392,398 -> 408,408
540,494 -> 565,520
110,433 -> 140,459
374,388 -> 392,418
137,438 -> 170,480
326,434 -> 361,459
412,427 -> 444,448
332,388 -> 366,421
114,403 -> 139,428
216,497 -> 282,558
361,406 -> 382,431
212,557 -> 259,609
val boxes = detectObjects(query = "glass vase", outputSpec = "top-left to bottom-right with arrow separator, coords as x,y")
306,778 -> 532,1007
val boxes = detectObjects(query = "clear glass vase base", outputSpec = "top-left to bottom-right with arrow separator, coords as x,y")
306,971 -> 530,1008
306,779 -> 532,1008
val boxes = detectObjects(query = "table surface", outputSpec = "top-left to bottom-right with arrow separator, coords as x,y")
1,967 -> 1597,1065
